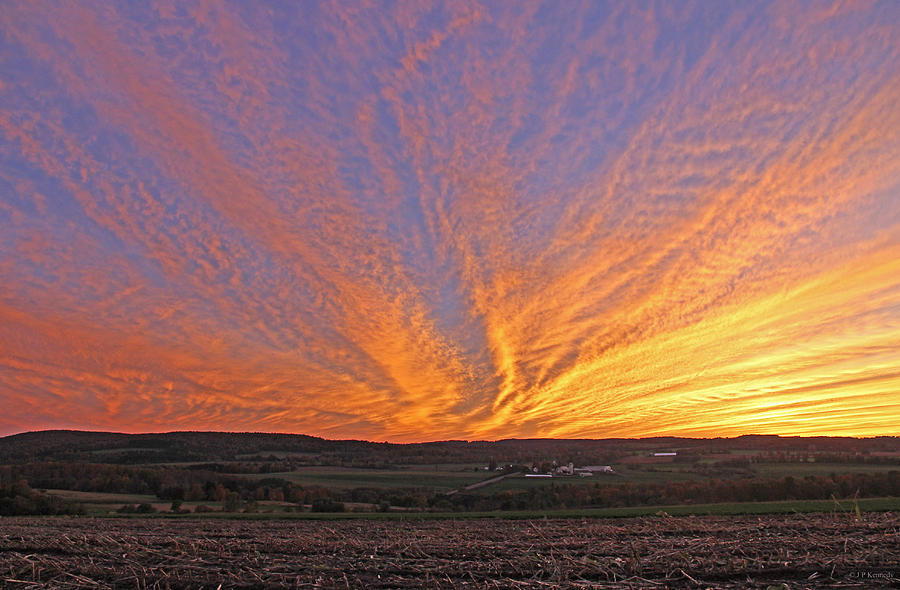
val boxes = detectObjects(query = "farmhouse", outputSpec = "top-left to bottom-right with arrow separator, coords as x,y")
550,463 -> 615,477
574,465 -> 614,477
555,462 -> 575,475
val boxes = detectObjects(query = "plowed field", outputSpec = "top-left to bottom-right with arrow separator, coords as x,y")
1,512 -> 896,588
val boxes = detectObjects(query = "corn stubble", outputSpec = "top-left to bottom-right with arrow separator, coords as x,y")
0,512 -> 896,588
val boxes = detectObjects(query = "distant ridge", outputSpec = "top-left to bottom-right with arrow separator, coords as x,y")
1,429 -> 896,466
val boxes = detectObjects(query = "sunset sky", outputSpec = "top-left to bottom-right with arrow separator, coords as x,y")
1,1 -> 898,441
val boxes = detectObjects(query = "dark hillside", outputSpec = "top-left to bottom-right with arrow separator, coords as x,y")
1,430 -> 897,466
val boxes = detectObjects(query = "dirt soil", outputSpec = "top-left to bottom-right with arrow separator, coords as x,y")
0,512 -> 897,588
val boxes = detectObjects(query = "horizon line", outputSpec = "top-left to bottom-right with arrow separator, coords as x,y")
3,428 -> 897,445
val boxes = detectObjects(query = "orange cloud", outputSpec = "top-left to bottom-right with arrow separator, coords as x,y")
0,1 -> 897,440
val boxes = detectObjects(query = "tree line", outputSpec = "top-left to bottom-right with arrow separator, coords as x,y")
1,460 -> 896,515
4,430 -> 897,467
436,471 -> 900,512
0,480 -> 83,516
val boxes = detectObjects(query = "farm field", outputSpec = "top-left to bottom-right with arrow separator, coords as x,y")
110,496 -> 900,520
41,489 -> 170,516
40,490 -> 255,516
248,465 -> 483,490
4,431 -> 897,517
751,462 -> 900,478
243,460 -> 895,493
1,512 -> 896,588
492,466 -> 704,491
43,490 -> 158,504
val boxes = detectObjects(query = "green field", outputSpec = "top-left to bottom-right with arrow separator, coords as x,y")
42,489 -> 168,515
41,489 -> 245,516
750,462 -> 900,478
44,489 -> 158,504
109,496 -> 900,521
492,467 -> 705,490
241,460 -> 897,493
248,465 -> 486,489
248,464 -> 714,491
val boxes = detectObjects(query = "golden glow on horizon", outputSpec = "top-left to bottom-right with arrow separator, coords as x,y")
0,1 -> 898,441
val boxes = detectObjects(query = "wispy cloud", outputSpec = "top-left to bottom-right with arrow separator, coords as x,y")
1,1 -> 897,440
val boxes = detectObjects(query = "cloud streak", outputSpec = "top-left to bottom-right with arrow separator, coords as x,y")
1,0 -> 898,440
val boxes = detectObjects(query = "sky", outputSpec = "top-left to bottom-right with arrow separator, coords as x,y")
0,1 -> 898,442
